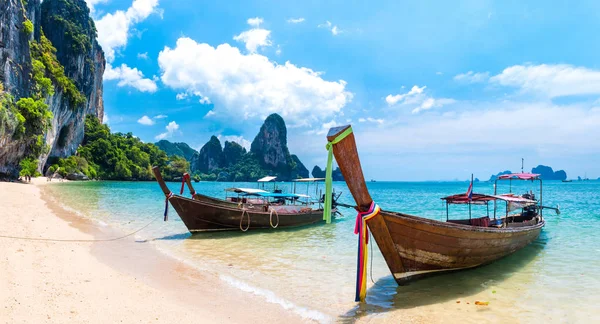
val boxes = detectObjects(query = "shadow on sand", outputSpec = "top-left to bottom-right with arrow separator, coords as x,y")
339,232 -> 548,321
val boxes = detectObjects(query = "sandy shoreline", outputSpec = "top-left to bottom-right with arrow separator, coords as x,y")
0,179 -> 307,323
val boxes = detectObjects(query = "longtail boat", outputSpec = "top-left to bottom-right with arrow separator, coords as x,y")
325,125 -> 549,300
152,167 -> 333,232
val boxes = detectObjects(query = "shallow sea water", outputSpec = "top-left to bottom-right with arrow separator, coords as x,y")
45,180 -> 600,322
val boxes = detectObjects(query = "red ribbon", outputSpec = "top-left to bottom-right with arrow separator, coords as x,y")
180,173 -> 190,195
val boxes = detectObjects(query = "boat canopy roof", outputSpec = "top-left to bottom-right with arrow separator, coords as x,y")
225,187 -> 268,194
442,193 -> 537,205
293,178 -> 325,182
497,173 -> 540,180
257,176 -> 277,182
250,192 -> 302,198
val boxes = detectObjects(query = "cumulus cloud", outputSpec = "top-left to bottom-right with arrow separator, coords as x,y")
318,21 -> 341,35
155,121 -> 179,140
137,115 -> 154,125
386,85 -> 425,105
103,64 -> 158,92
137,52 -> 149,60
154,114 -> 167,119
287,18 -> 305,24
453,71 -> 490,83
490,64 -> 600,98
158,37 -> 352,125
247,17 -> 263,27
175,93 -> 187,100
233,18 -> 272,53
218,135 -> 251,150
95,0 -> 160,91
204,110 -> 215,118
386,85 -> 455,114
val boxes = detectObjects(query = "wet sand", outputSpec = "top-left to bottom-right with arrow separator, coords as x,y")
0,179 -> 305,323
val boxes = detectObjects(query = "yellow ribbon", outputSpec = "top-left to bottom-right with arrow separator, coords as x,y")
324,126 -> 353,223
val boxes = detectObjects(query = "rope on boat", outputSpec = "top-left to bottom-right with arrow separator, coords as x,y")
269,208 -> 279,228
239,209 -> 250,232
0,214 -> 162,243
354,201 -> 381,302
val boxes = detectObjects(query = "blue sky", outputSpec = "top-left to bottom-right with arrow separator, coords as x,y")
90,0 -> 600,180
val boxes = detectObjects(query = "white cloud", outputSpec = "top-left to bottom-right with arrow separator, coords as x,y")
175,93 -> 187,100
158,37 -> 352,125
85,0 -> 109,13
154,114 -> 167,119
490,64 -> 600,98
204,110 -> 215,118
247,17 -> 263,27
454,71 -> 490,83
95,0 -> 160,62
199,96 -> 211,104
233,18 -> 272,53
155,121 -> 179,140
104,63 -> 157,92
275,45 -> 282,55
137,115 -> 154,125
318,21 -> 342,36
287,18 -> 305,24
137,52 -> 149,60
102,112 -> 109,124
95,0 -> 160,92
412,98 -> 456,114
386,85 -> 455,114
358,102 -> 600,154
218,135 -> 251,150
385,85 -> 426,105
358,117 -> 384,124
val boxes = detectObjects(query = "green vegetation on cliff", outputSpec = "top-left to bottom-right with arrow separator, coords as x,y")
50,116 -> 186,181
29,34 -> 86,108
154,140 -> 197,161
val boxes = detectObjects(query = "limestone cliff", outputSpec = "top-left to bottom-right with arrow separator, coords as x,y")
190,136 -> 223,174
0,0 -> 104,177
250,113 -> 292,171
155,140 -> 198,161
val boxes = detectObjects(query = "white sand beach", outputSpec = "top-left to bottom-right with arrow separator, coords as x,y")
0,179 -> 305,323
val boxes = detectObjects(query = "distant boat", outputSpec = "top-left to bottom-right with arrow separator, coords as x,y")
370,179 -> 376,182
326,125 -> 549,289
562,179 -> 573,183
153,167 -> 337,232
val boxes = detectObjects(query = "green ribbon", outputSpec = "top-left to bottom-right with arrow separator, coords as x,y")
324,126 -> 353,223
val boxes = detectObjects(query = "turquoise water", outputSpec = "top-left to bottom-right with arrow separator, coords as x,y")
45,180 -> 600,322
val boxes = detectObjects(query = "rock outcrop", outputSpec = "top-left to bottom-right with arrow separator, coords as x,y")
250,113 -> 291,170
0,0 -> 104,177
222,141 -> 246,167
290,154 -> 308,178
188,114 -> 309,181
311,165 -> 344,181
190,136 -> 223,174
531,165 -> 567,180
155,140 -> 197,161
40,0 -> 105,163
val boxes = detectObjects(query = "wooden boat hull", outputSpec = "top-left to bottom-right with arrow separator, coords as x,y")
168,195 -> 326,232
369,211 -> 544,283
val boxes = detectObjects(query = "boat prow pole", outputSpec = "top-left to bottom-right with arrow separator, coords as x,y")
326,125 -> 406,277
326,125 -> 372,212
152,166 -> 171,196
183,173 -> 196,197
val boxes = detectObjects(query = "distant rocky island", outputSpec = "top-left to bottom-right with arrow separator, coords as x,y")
155,113 -> 338,182
489,165 -> 568,181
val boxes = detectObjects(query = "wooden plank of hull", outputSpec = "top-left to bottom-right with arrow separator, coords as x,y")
168,195 -> 325,232
379,211 -> 543,283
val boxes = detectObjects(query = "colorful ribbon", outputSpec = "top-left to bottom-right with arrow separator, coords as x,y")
324,126 -> 354,223
180,173 -> 190,195
164,191 -> 173,221
354,201 -> 381,302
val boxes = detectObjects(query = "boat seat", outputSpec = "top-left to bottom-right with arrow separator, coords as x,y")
469,216 -> 490,227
